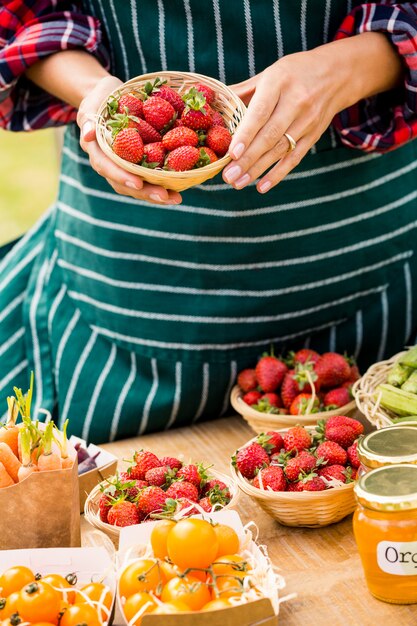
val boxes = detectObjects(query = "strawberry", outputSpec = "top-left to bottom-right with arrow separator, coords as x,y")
257,431 -> 284,455
112,128 -> 144,163
314,352 -> 351,388
323,387 -> 351,409
128,450 -> 162,480
255,355 -> 288,392
325,424 -> 358,449
107,501 -> 140,526
98,493 -> 112,523
117,93 -> 143,118
347,441 -> 360,468
206,126 -> 232,157
202,478 -> 230,500
252,466 -> 286,491
165,145 -> 200,171
137,486 -> 168,516
159,456 -> 183,471
281,370 -> 299,408
134,118 -> 162,143
293,349 -> 320,366
154,86 -> 185,114
198,497 -> 214,512
289,393 -> 320,416
284,451 -> 317,481
259,393 -> 282,408
315,441 -> 348,466
162,127 -> 199,151
193,83 -> 216,104
200,147 -> 218,163
118,475 -> 148,500
283,426 -> 312,453
145,465 -> 177,488
211,111 -> 226,127
143,96 -> 176,131
176,463 -> 207,488
287,481 -> 303,492
348,363 -> 361,382
242,390 -> 262,405
233,442 -> 270,479
325,415 -> 364,437
301,475 -> 327,491
165,481 -> 199,502
181,88 -> 213,130
318,464 -> 351,484
237,368 -> 258,392
142,142 -> 166,168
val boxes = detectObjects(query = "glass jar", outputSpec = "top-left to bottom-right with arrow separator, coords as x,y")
357,425 -> 417,475
353,464 -> 417,604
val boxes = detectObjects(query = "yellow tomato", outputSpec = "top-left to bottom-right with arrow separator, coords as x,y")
202,598 -> 235,611
161,576 -> 211,611
0,567 -> 35,597
211,555 -> 251,578
123,592 -> 156,626
74,583 -> 113,621
60,604 -> 102,626
167,519 -> 218,570
16,581 -> 61,625
150,521 -> 176,560
41,574 -> 76,605
213,525 -> 240,558
119,560 -> 165,599
0,592 -> 20,620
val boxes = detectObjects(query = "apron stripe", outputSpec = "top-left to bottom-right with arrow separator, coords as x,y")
193,362 -> 210,422
55,309 -> 81,389
108,0 -> 129,80
0,209 -> 49,276
183,0 -> 195,72
139,358 -> 159,435
212,0 -> 226,84
377,289 -> 389,361
157,0 -> 168,70
45,249 -> 58,284
300,0 -> 308,51
0,293 -> 25,325
404,261 -> 413,343
329,325 -> 337,352
243,0 -> 255,76
272,0 -> 284,58
354,310 -> 363,360
323,0 -> 331,43
48,285 -> 67,337
82,343 -> 117,441
0,328 -> 25,359
30,261 -> 48,416
109,351 -> 137,442
95,0 -> 116,70
165,362 -> 182,429
0,244 -> 43,292
221,360 -> 237,415
130,0 -> 147,73
0,360 -> 28,394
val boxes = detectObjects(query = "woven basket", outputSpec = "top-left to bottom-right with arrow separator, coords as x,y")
352,351 -> 407,429
84,469 -> 240,547
230,430 -> 356,528
230,385 -> 357,434
96,71 -> 246,192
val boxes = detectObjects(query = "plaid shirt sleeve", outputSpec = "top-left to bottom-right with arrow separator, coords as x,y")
0,1 -> 109,131
333,3 -> 417,152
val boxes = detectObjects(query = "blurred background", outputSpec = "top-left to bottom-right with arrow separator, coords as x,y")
0,128 -> 59,247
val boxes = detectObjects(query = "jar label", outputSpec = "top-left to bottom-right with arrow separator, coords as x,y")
377,541 -> 417,575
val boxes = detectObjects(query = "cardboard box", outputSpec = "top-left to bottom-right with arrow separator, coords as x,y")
117,510 -> 281,626
70,436 -> 118,513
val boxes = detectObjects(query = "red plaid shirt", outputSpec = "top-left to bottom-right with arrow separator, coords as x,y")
1,1 -> 417,152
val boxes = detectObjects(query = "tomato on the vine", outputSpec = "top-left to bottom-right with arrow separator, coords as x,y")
0,592 -> 20,620
123,592 -> 156,625
166,519 -> 219,570
60,604 -> 102,626
161,575 -> 211,610
119,560 -> 165,598
41,574 -> 76,605
16,581 -> 61,624
0,567 -> 35,597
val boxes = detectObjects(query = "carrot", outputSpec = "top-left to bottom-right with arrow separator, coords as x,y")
54,420 -> 74,469
0,461 -> 14,488
37,423 -> 62,471
0,397 -> 20,457
17,428 -> 38,482
0,443 -> 21,482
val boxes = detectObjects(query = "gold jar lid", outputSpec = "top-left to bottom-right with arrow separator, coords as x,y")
355,464 -> 417,511
357,426 -> 417,469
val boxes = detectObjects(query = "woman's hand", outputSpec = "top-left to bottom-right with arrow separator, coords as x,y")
77,75 -> 182,205
223,33 -> 403,193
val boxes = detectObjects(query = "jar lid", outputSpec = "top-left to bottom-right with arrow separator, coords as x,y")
354,464 -> 417,511
357,426 -> 417,469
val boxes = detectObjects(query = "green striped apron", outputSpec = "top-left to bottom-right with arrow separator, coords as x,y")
1,0 -> 417,443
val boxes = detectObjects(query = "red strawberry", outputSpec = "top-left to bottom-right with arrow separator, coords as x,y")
107,501 -> 140,526
348,363 -> 361,382
301,475 -> 327,491
145,466 -> 176,488
206,126 -> 232,157
159,456 -> 183,471
252,466 -> 286,491
347,441 -> 360,468
119,475 -> 148,500
117,94 -> 143,118
287,481 -> 303,492
198,497 -> 214,512
134,118 -> 162,143
316,441 -> 348,466
289,393 -> 320,416
325,424 -> 358,449
283,426 -> 312,453
211,111 -> 226,127
255,356 -> 288,393
162,127 -> 199,151
143,96 -> 176,131
233,442 -> 270,479
165,145 -> 200,171
293,349 -> 320,365
257,431 -> 284,455
99,493 -> 112,523
284,451 -> 317,481
142,142 -> 166,168
166,480 -> 199,502
260,393 -> 282,408
281,370 -> 299,408
137,486 -> 168,516
200,147 -> 218,163
326,415 -> 364,437
314,353 -> 351,388
237,368 -> 258,392
129,450 -> 161,480
155,86 -> 185,114
181,88 -> 213,130
112,128 -> 144,163
176,463 -> 206,488
202,479 -> 231,501
193,83 -> 215,104
323,387 -> 351,409
318,464 -> 350,484
242,390 -> 262,406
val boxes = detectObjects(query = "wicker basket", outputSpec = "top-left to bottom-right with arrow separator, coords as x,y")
84,469 -> 240,546
230,385 -> 357,434
352,351 -> 406,429
230,430 -> 356,528
96,71 -> 246,192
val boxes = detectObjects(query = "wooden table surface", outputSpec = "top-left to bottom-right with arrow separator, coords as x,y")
81,416 -> 417,626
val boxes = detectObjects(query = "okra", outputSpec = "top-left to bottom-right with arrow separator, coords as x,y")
399,346 -> 417,368
392,415 -> 417,424
402,370 -> 417,394
387,362 -> 413,387
375,384 -> 417,416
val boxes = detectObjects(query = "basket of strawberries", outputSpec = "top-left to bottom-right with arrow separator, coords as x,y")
84,448 -> 239,545
230,417 -> 363,528
230,348 -> 359,433
96,71 -> 245,191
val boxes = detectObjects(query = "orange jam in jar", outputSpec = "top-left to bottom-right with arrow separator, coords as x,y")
357,426 -> 417,474
353,464 -> 417,604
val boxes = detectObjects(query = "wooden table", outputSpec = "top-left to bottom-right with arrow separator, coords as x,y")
82,417 -> 417,626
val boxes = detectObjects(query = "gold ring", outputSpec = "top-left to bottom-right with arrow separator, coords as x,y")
284,132 -> 297,152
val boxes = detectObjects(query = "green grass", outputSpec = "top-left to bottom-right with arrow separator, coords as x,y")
0,128 -> 59,246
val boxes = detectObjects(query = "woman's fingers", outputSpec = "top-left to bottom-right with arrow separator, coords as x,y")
229,75 -> 258,106
256,135 -> 314,192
